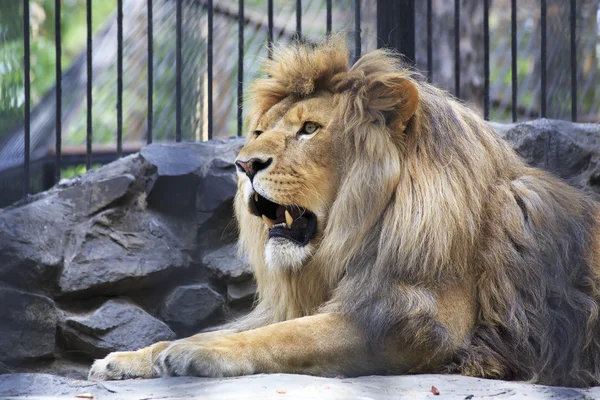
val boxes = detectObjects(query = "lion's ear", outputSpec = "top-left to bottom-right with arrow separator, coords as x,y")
365,74 -> 419,133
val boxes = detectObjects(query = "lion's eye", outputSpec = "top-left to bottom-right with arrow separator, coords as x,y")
253,130 -> 263,136
299,122 -> 320,136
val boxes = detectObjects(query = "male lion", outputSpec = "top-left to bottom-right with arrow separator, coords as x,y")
89,39 -> 600,387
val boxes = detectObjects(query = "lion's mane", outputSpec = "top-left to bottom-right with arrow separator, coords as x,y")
234,39 -> 600,386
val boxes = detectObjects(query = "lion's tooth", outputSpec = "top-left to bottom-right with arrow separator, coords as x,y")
254,193 -> 259,202
262,215 -> 274,229
285,210 -> 293,227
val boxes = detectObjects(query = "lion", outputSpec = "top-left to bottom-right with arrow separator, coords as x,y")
88,38 -> 600,387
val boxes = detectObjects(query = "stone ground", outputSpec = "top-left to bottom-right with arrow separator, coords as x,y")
1,373 -> 599,399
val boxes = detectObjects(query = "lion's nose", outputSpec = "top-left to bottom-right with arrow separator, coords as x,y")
235,157 -> 272,181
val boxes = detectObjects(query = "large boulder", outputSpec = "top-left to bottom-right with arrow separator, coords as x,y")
160,284 -> 225,337
202,243 -> 253,283
493,119 -> 600,195
0,288 -> 58,363
60,299 -> 175,359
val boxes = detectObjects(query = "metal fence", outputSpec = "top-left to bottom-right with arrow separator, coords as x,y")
1,0 -> 598,207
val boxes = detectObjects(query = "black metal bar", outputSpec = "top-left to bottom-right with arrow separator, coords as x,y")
376,0 -> 415,65
296,0 -> 301,40
55,0 -> 62,183
511,0 -> 517,122
86,0 -> 92,170
454,0 -> 460,98
117,0 -> 123,157
267,0 -> 273,58
176,0 -> 182,141
540,0 -> 547,118
483,0 -> 489,120
147,0 -> 153,144
427,0 -> 432,82
238,0 -> 244,137
354,0 -> 362,61
570,0 -> 577,122
354,0 -> 361,62
208,0 -> 214,138
326,0 -> 332,36
23,0 -> 31,196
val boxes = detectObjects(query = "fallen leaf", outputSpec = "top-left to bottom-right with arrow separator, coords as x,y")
431,386 -> 440,395
464,395 -> 474,400
276,389 -> 286,394
75,394 -> 94,399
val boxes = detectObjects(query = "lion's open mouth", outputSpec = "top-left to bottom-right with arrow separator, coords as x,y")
250,192 -> 317,246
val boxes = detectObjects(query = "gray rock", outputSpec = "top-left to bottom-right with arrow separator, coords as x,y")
203,243 -> 253,283
160,284 -> 224,337
58,208 -> 189,297
61,299 -> 175,359
227,280 -> 257,305
493,119 -> 600,195
141,139 -> 244,178
0,196 -> 70,294
196,158 -> 240,250
1,373 -> 598,400
0,288 -> 58,364
57,174 -> 135,216
0,362 -> 9,374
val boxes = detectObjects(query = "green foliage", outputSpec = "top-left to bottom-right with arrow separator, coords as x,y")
61,163 -> 101,179
0,1 -> 116,138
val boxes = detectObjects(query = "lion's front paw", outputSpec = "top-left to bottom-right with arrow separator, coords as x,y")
153,342 -> 253,378
88,350 -> 157,381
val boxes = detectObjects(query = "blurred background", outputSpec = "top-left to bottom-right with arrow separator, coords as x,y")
0,0 -> 599,203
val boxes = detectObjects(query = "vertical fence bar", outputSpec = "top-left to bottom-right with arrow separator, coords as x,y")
570,0 -> 577,122
147,0 -> 153,144
483,0 -> 490,120
238,0 -> 244,137
207,0 -> 213,138
427,0 -> 432,82
354,0 -> 361,62
117,0 -> 123,157
23,0 -> 31,196
511,0 -> 517,122
326,0 -> 332,36
376,0 -> 415,64
176,0 -> 182,141
540,0 -> 547,118
86,0 -> 92,170
454,0 -> 460,98
55,0 -> 62,183
296,0 -> 301,40
267,0 -> 273,58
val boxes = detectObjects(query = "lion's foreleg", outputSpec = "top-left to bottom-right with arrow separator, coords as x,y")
88,329 -> 234,381
152,313 -> 381,378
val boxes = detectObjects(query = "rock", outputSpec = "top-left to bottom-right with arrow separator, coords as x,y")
493,119 -> 600,196
202,243 -> 253,283
0,288 -> 58,364
160,284 -> 224,337
58,209 -> 189,297
1,373 -> 599,400
61,300 -> 175,359
0,362 -> 10,375
141,140 -> 243,251
57,175 -> 135,216
0,196 -> 70,294
196,158 -> 240,250
227,280 -> 257,305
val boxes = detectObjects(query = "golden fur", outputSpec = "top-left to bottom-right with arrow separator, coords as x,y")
89,38 -> 600,387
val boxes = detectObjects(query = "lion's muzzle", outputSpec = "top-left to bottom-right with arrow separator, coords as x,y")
250,192 -> 317,246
